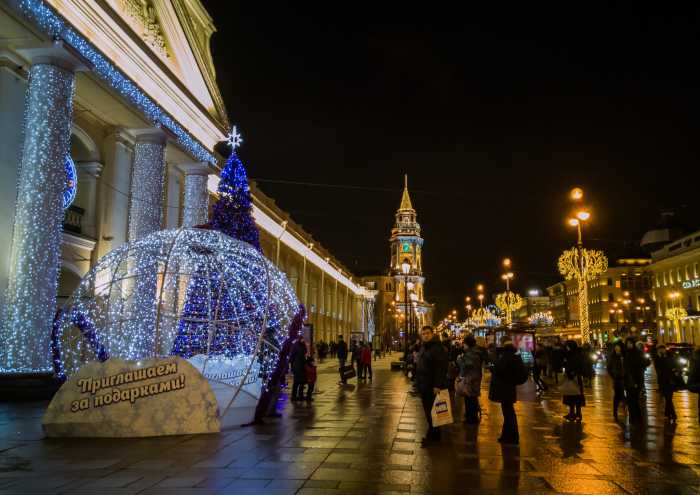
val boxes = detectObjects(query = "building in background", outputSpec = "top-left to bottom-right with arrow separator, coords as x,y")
514,294 -> 551,322
649,230 -> 700,344
546,257 -> 655,343
363,176 -> 434,348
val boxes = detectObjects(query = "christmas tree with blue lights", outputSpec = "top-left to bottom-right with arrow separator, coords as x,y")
209,128 -> 261,250
172,127 -> 261,358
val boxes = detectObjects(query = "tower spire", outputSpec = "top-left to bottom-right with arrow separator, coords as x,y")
399,174 -> 413,211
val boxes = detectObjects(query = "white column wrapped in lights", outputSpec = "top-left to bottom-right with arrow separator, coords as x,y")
127,130 -> 167,241
0,62 -> 75,373
180,163 -> 210,227
126,130 -> 166,355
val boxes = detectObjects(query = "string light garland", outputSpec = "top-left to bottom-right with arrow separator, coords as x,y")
529,311 -> 554,326
495,291 -> 523,325
63,155 -> 77,209
558,247 -> 608,343
0,63 -> 75,373
52,228 -> 299,394
17,0 -> 217,164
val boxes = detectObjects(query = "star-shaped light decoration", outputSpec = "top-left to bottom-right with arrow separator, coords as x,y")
226,126 -> 243,150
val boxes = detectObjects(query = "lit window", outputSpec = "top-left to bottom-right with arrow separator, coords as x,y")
663,272 -> 667,286
685,265 -> 690,280
677,268 -> 682,282
695,263 -> 699,278
655,275 -> 660,288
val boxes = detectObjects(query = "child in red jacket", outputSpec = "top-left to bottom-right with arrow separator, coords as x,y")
360,343 -> 373,381
305,356 -> 317,402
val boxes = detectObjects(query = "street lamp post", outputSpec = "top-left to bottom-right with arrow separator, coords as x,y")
559,188 -> 607,344
401,260 -> 411,358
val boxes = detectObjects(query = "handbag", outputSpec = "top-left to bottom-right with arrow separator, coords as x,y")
559,378 -> 580,396
340,365 -> 356,380
431,389 -> 454,427
455,377 -> 471,397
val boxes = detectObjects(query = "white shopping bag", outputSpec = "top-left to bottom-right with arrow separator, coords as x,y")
431,389 -> 454,427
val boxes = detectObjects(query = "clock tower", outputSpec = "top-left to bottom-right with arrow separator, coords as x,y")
390,175 -> 431,328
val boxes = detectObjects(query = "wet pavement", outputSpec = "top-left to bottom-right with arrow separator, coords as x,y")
0,354 -> 699,494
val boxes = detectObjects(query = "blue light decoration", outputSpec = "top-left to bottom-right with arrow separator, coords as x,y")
209,150 -> 261,251
52,228 -> 299,394
63,155 -> 77,209
17,0 -> 217,165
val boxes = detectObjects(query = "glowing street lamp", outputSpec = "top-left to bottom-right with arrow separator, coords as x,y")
559,187 -> 607,343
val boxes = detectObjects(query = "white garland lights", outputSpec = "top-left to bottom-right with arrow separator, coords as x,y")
17,0 -> 217,165
52,229 -> 298,394
0,63 -> 75,373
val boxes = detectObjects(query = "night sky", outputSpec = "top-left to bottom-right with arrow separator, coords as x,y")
201,2 -> 700,319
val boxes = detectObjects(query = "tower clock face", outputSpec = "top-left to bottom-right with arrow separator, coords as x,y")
402,242 -> 411,253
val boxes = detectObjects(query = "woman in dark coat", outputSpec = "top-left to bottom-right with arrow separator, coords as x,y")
653,345 -> 679,422
489,339 -> 527,445
290,338 -> 308,401
562,340 -> 585,421
606,342 -> 625,421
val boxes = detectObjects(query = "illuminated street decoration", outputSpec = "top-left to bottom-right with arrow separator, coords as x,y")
52,228 -> 298,390
0,63 -> 75,373
495,291 -> 523,325
558,247 -> 608,343
682,278 -> 700,289
529,311 -> 554,326
63,155 -> 77,209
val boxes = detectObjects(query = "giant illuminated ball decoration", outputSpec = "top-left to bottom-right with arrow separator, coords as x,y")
52,228 -> 298,425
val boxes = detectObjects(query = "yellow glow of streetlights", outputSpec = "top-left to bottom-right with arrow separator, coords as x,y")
503,258 -> 511,268
670,292 -> 680,300
477,284 -> 484,292
465,296 -> 471,302
501,272 -> 514,280
477,294 -> 484,301
568,218 -> 579,227
570,187 -> 584,201
576,210 -> 591,221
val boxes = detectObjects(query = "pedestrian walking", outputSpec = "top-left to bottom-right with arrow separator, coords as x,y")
456,335 -> 483,424
360,343 -> 373,380
653,345 -> 681,422
290,337 -> 307,401
623,337 -> 647,425
606,342 -> 626,421
561,340 -> 585,422
415,326 -> 448,446
336,335 -> 349,384
488,338 -> 528,445
533,347 -> 548,394
304,355 -> 317,402
550,343 -> 564,384
687,346 -> 700,424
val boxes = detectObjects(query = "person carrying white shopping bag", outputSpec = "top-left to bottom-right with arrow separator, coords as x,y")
415,325 -> 449,447
431,389 -> 454,427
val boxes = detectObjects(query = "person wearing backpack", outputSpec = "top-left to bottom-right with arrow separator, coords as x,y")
488,338 -> 527,445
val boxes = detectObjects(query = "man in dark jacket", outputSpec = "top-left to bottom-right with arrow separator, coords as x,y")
415,325 -> 448,446
623,337 -> 647,424
336,335 -> 349,384
290,337 -> 308,401
488,339 -> 526,445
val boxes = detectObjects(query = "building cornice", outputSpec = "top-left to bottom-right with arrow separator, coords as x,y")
14,0 -> 222,163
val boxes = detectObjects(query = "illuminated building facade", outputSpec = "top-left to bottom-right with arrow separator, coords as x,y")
649,230 -> 700,344
0,0 -> 374,372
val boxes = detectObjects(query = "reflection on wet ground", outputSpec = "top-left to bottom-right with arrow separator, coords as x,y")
0,355 -> 698,493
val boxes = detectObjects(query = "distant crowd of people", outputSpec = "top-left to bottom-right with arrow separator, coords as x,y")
287,328 -> 700,448
400,328 -> 700,447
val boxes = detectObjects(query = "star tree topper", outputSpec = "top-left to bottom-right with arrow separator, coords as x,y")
226,126 -> 243,151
